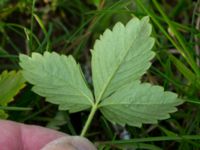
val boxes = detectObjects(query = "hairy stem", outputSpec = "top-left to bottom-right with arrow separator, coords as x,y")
80,103 -> 98,137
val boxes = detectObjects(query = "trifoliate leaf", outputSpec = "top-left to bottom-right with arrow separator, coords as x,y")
99,81 -> 183,127
19,52 -> 94,113
0,71 -> 25,118
92,17 -> 155,101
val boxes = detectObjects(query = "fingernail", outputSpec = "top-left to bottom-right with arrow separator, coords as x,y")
70,136 -> 97,150
41,136 -> 97,150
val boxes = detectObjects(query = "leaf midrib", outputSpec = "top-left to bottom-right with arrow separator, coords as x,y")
26,69 -> 94,105
96,23 -> 141,103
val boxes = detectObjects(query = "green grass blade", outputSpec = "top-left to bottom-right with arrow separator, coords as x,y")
152,0 -> 200,76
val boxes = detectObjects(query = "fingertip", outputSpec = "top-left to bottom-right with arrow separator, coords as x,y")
71,136 -> 97,150
41,136 -> 97,150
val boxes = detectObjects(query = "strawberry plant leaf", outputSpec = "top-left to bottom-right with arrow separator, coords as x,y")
92,17 -> 155,101
19,16 -> 184,134
99,81 -> 183,127
19,52 -> 94,113
0,71 -> 25,118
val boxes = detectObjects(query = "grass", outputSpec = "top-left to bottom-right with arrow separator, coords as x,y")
0,0 -> 200,149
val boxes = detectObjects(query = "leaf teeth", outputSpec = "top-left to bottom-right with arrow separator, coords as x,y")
142,16 -> 150,22
100,81 -> 183,127
92,16 -> 155,101
19,51 -> 94,113
18,16 -> 184,129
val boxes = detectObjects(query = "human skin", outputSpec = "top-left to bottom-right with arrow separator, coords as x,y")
0,120 -> 96,150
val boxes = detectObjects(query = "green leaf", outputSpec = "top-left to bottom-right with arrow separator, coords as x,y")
0,71 -> 25,105
99,81 -> 183,127
0,71 -> 25,118
0,110 -> 8,118
46,111 -> 68,130
19,52 -> 94,113
169,54 -> 200,86
92,17 -> 155,101
88,0 -> 101,7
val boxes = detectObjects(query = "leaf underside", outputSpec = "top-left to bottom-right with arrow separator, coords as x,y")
19,16 -> 183,127
92,17 -> 155,101
92,16 -> 183,127
19,52 -> 94,113
0,71 -> 25,118
100,81 -> 183,127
